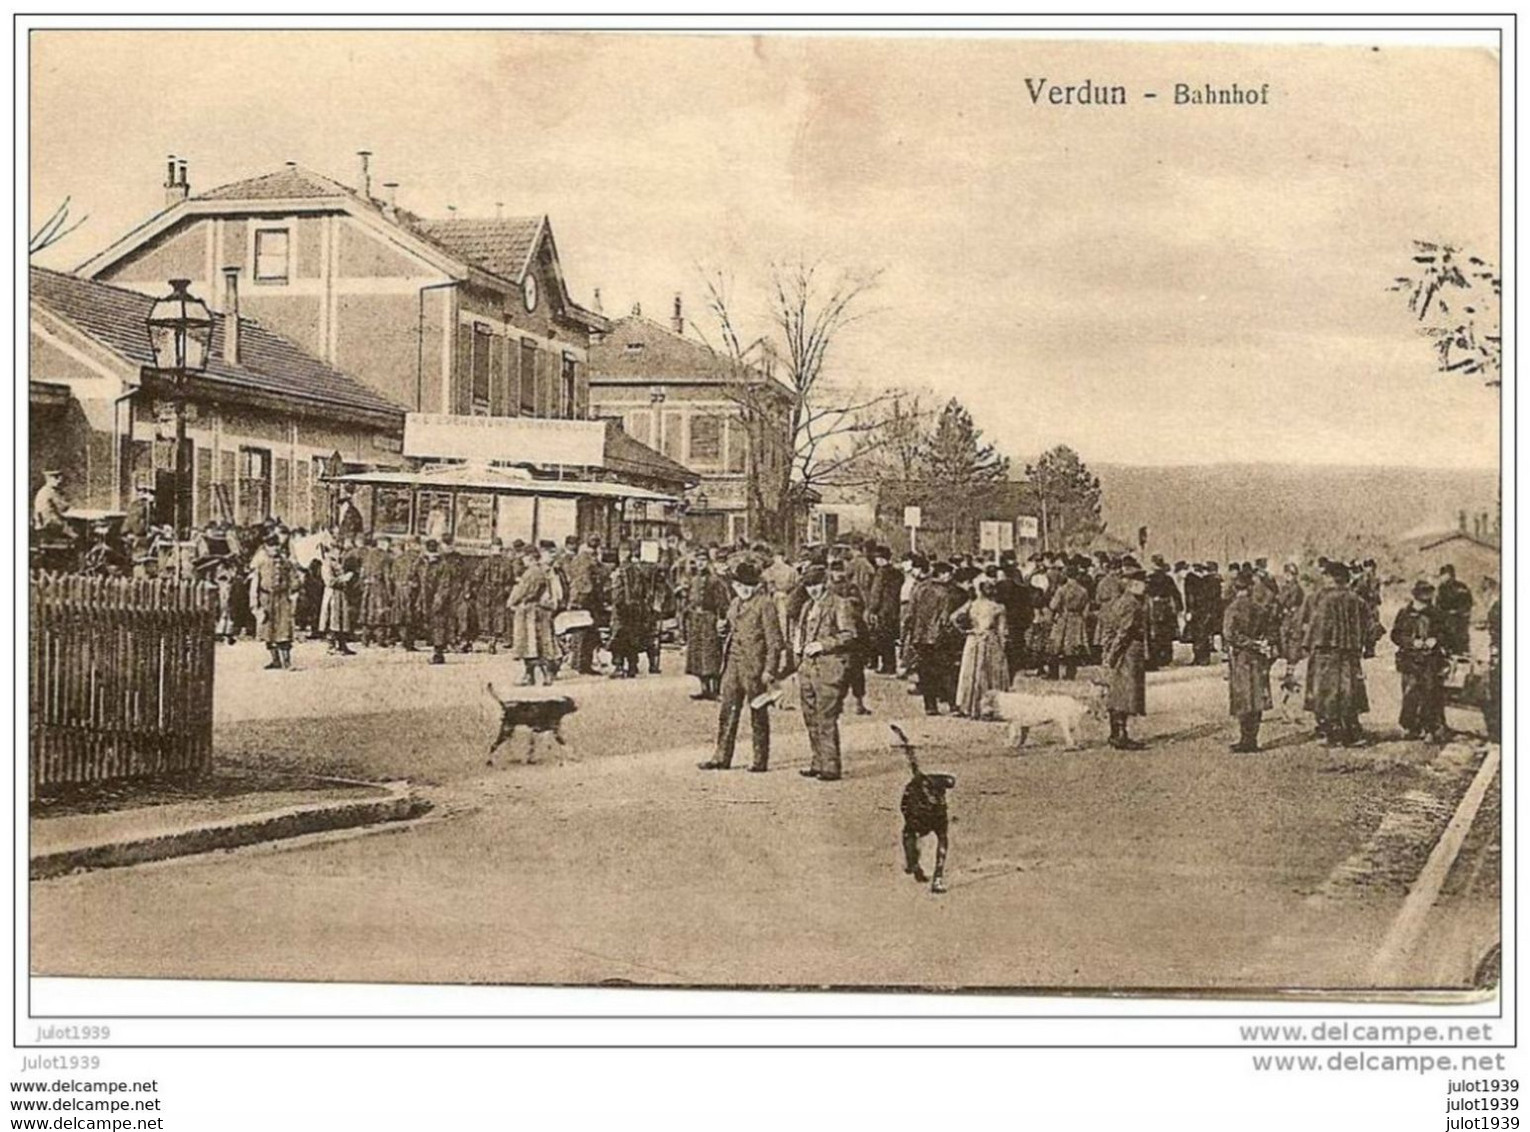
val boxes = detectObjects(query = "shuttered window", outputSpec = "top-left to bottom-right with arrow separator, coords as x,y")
195,448 -> 213,526
490,335 -> 509,416
273,457 -> 291,525
293,457 -> 311,527
471,323 -> 492,413
519,340 -> 537,415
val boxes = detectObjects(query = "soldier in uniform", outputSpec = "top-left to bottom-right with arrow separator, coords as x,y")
250,529 -> 299,670
1100,568 -> 1149,750
357,535 -> 395,647
1274,562 -> 1307,664
1303,560 -> 1371,747
391,535 -> 423,650
794,564 -> 863,781
830,556 -> 873,715
508,543 -> 559,683
698,562 -> 785,772
318,541 -> 358,655
421,539 -> 457,666
474,538 -> 517,655
1390,580 -> 1448,742
1223,569 -> 1276,752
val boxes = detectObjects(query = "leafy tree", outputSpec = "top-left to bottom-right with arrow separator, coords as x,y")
1391,241 -> 1501,387
1025,445 -> 1103,551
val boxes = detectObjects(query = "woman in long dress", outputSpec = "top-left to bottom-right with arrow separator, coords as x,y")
952,578 -> 1010,718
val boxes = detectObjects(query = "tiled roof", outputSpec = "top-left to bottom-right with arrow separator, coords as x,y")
602,420 -> 699,487
409,217 -> 544,283
196,165 -> 355,202
587,316 -> 787,397
30,267 -> 404,422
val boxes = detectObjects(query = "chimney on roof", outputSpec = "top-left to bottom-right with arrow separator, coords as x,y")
356,150 -> 373,199
592,287 -> 603,314
222,266 -> 242,365
380,181 -> 399,219
631,301 -> 642,317
671,293 -> 684,336
164,154 -> 188,207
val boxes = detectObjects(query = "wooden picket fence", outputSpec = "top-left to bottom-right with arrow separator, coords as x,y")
29,571 -> 217,798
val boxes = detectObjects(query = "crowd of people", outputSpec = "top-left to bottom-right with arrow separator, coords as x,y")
40,475 -> 1501,769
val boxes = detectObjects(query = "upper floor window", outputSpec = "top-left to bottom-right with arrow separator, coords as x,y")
561,353 -> 578,419
689,415 -> 723,465
471,323 -> 492,412
253,228 -> 290,283
519,340 -> 538,416
726,420 -> 748,473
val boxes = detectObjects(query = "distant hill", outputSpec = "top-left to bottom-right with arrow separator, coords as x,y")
1091,463 -> 1499,564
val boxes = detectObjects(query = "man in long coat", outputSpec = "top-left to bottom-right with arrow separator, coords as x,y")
391,535 -> 422,651
1223,569 -> 1275,752
508,544 -> 559,682
417,540 -> 453,666
607,542 -> 653,679
698,562 -> 785,772
1391,580 -> 1448,741
866,545 -> 905,676
562,537 -> 604,673
357,535 -> 394,647
684,560 -> 732,699
1143,556 -> 1182,671
906,560 -> 965,715
1434,564 -> 1474,656
473,538 -> 517,654
830,557 -> 873,716
1303,561 -> 1370,747
1047,564 -> 1092,681
250,531 -> 299,670
794,565 -> 863,781
1274,563 -> 1307,664
1182,564 -> 1215,666
1099,569 -> 1148,749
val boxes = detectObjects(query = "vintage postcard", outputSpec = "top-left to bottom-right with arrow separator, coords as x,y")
25,28 -> 1501,1001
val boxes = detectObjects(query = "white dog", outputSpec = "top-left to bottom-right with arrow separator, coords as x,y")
981,684 -> 1108,751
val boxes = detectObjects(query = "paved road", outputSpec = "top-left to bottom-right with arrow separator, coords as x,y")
31,643 -> 1499,991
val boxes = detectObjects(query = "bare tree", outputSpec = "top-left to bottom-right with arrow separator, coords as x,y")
695,260 -> 890,546
1391,241 -> 1501,386
29,197 -> 88,257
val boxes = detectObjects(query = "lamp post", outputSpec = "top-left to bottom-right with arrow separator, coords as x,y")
145,279 -> 213,574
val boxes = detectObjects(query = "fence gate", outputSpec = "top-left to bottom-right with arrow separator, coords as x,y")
29,572 -> 217,798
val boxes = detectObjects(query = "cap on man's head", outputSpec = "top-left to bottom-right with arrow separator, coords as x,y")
538,539 -> 557,551
1412,580 -> 1437,599
733,561 -> 762,587
801,565 -> 828,587
932,560 -> 954,578
910,553 -> 930,571
827,558 -> 849,575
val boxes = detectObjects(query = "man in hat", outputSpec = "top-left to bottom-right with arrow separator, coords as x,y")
1303,560 -> 1371,747
866,544 -> 904,676
1047,561 -> 1092,681
1356,559 -> 1383,658
794,564 -> 863,781
335,490 -> 364,542
562,535 -> 604,672
357,534 -> 395,647
607,540 -> 653,679
123,482 -> 155,540
829,557 -> 873,716
474,537 -> 517,655
392,535 -> 423,650
415,539 -> 449,665
1434,563 -> 1474,656
250,528 -> 299,669
1223,569 -> 1276,752
1099,568 -> 1149,749
1143,555 -> 1182,670
508,542 -> 559,682
906,560 -> 964,715
31,469 -> 73,538
699,561 -> 785,772
1390,580 -> 1448,742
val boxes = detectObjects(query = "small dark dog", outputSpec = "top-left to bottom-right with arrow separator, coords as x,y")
486,685 -> 578,765
891,723 -> 955,894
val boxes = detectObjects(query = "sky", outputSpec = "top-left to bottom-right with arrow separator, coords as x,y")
30,31 -> 1501,470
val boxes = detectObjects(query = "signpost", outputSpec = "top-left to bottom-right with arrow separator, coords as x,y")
903,505 -> 922,553
1016,514 -> 1040,541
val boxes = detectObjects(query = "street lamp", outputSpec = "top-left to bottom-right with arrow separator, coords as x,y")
145,279 -> 213,560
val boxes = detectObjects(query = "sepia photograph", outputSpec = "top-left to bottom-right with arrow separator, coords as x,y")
23,26 -> 1503,1004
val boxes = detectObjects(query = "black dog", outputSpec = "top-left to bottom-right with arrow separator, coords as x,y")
486,685 -> 578,765
891,724 -> 955,894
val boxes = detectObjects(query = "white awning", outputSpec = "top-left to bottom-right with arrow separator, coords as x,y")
404,413 -> 608,466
